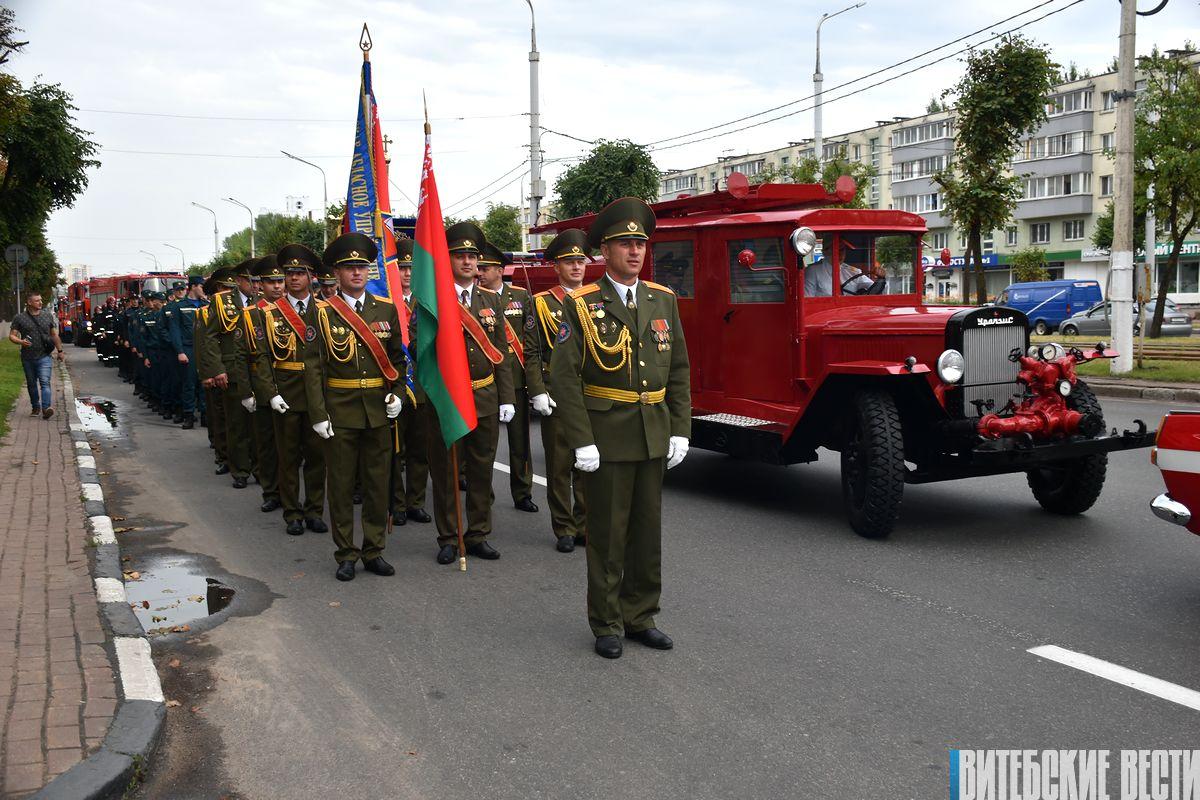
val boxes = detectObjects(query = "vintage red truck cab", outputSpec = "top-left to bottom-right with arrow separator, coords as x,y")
528,180 -> 1154,538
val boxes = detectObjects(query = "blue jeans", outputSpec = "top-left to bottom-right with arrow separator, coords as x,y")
22,356 -> 53,411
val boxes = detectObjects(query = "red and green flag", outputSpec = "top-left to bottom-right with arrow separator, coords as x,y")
411,127 -> 476,447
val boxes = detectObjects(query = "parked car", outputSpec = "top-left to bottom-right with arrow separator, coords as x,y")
1151,410 -> 1200,535
995,280 -> 1104,335
1058,299 -> 1193,337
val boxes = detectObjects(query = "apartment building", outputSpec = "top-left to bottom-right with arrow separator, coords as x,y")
657,52 -> 1200,304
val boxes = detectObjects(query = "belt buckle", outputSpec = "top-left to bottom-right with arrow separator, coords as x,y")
359,378 -> 370,388
638,391 -> 650,404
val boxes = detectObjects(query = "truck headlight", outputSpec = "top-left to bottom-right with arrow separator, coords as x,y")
936,349 -> 965,384
790,227 -> 817,257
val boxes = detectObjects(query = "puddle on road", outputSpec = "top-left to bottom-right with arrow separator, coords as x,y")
124,555 -> 236,635
74,396 -> 122,437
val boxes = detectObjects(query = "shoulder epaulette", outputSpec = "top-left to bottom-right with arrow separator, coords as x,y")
644,280 -> 675,295
316,300 -> 329,309
508,285 -> 530,296
570,284 -> 601,298
478,286 -> 498,295
370,293 -> 393,304
534,289 -> 552,298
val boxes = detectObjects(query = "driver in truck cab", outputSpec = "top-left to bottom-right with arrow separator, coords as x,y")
803,235 -> 877,296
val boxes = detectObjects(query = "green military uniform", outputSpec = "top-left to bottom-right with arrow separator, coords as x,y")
525,229 -> 591,547
427,223 -> 515,560
252,244 -> 328,534
305,233 -> 407,571
205,260 -> 255,487
390,239 -> 430,523
240,255 -> 282,509
549,198 -> 691,645
480,243 -> 537,509
195,272 -> 229,472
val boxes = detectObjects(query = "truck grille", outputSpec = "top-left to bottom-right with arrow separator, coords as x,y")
961,325 -> 1024,414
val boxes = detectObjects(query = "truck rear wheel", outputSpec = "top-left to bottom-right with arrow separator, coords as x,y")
841,390 -> 905,539
1027,380 -> 1108,515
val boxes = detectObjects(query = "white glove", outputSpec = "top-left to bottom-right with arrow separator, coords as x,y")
269,395 -> 289,414
574,444 -> 600,472
498,403 -> 515,423
667,436 -> 690,469
384,392 -> 403,419
241,396 -> 257,413
531,393 -> 555,416
312,420 -> 335,439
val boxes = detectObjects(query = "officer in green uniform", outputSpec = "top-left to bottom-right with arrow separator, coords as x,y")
426,222 -> 515,565
195,271 -> 229,472
389,238 -> 432,526
549,197 -> 692,659
305,232 -> 407,581
205,259 -> 256,489
240,255 -> 283,513
525,229 -> 590,552
477,243 -> 538,514
252,244 -> 328,536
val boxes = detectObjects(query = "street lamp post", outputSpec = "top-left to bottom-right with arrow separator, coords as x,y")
281,151 -> 329,249
814,2 -> 865,169
190,201 -> 219,259
523,0 -> 544,251
223,197 -> 255,257
163,243 -> 185,271
138,249 -> 160,269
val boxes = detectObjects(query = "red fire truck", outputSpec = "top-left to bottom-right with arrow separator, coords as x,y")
66,272 -> 183,346
529,178 -> 1155,538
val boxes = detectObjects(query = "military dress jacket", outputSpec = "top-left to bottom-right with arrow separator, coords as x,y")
250,297 -> 320,412
204,290 -> 251,398
524,286 -> 570,398
548,278 -> 691,462
459,286 -> 515,417
236,302 -> 275,401
496,283 -> 532,392
305,292 -> 407,430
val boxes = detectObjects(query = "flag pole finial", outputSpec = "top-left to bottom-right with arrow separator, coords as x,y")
423,90 -> 430,136
359,23 -> 372,59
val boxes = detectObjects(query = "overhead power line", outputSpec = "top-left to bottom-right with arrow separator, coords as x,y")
79,108 -> 525,124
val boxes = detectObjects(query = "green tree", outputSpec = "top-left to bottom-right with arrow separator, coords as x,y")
1136,51 -> 1200,337
926,97 -> 945,114
553,139 -> 659,219
481,202 -> 522,250
0,7 -> 27,67
750,154 -> 877,208
1090,200 -> 1146,252
933,34 -> 1058,304
325,199 -> 346,247
1010,246 -> 1050,282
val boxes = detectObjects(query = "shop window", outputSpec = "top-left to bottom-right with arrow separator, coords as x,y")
1180,262 -> 1199,294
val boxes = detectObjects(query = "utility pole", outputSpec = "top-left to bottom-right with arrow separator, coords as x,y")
814,2 -> 864,169
281,151 -> 329,249
191,201 -> 219,259
224,198 -> 255,258
1110,0 -> 1136,374
162,243 -> 185,271
1140,183 -> 1155,367
524,0 -> 544,251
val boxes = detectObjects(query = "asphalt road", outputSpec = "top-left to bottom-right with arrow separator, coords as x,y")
66,347 -> 1200,800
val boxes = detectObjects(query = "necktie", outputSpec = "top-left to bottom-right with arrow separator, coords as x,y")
461,290 -> 469,306
296,300 -> 304,314
626,287 -> 636,311
355,300 -> 362,313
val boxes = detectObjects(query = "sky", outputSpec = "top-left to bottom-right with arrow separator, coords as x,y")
7,0 -> 1199,276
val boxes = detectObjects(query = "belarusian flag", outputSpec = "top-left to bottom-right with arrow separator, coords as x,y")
411,128 -> 476,447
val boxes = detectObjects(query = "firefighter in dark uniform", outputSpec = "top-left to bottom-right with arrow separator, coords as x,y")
144,291 -> 171,416
549,197 -> 692,659
195,270 -> 229,471
240,255 -> 283,513
525,229 -> 590,552
115,298 -> 132,382
167,276 -> 207,429
205,260 -> 255,489
304,232 -> 407,581
129,291 -> 150,403
251,243 -> 328,535
425,222 -> 515,565
477,242 -> 538,514
389,238 -> 432,526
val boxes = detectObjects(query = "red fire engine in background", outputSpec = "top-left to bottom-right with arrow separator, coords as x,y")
519,177 -> 1155,538
64,272 -> 183,346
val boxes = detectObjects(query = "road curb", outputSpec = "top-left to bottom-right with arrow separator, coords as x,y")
32,362 -> 165,800
1088,380 -> 1200,404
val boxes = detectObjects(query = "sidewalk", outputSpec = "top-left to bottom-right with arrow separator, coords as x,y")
0,375 -> 116,796
1085,377 -> 1200,403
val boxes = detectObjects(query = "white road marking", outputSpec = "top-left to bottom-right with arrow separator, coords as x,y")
493,461 -> 548,487
81,483 -> 103,502
114,637 -> 164,703
1029,644 -> 1200,712
94,577 -> 126,603
90,515 -> 116,545
77,455 -> 96,469
74,441 -> 91,451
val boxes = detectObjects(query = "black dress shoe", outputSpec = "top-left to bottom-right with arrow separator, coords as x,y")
406,508 -> 432,524
232,476 -> 248,489
514,497 -> 539,513
260,497 -> 281,512
436,544 -> 457,565
466,541 -> 500,560
181,416 -> 195,430
335,561 -> 356,581
363,557 -> 395,576
215,463 -> 230,475
305,517 -> 328,533
390,511 -> 407,526
286,519 -> 304,536
556,537 -> 575,553
594,635 -> 623,659
626,628 -> 674,650
172,413 -> 184,424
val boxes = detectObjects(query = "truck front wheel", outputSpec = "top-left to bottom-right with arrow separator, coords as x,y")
1026,380 -> 1108,515
841,390 -> 905,539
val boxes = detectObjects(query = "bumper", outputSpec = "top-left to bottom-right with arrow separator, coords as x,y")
1151,493 -> 1192,527
1158,323 -> 1193,337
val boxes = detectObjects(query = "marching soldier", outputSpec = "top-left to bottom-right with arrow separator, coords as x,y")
477,243 -> 538,514
241,255 -> 283,513
317,264 -> 339,300
252,244 -> 328,536
305,232 -> 407,581
205,260 -> 256,489
525,229 -> 590,553
195,270 -> 229,472
390,239 -> 432,526
549,198 -> 692,659
427,222 -> 515,565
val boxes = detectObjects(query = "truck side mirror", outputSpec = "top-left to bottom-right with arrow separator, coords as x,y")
737,249 -> 756,268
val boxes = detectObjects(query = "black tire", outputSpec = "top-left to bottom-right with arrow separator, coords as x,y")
1060,324 -> 1079,336
1033,320 -> 1050,336
840,390 -> 905,539
1026,380 -> 1108,515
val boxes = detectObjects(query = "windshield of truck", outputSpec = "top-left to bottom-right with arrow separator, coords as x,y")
804,232 -> 919,297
